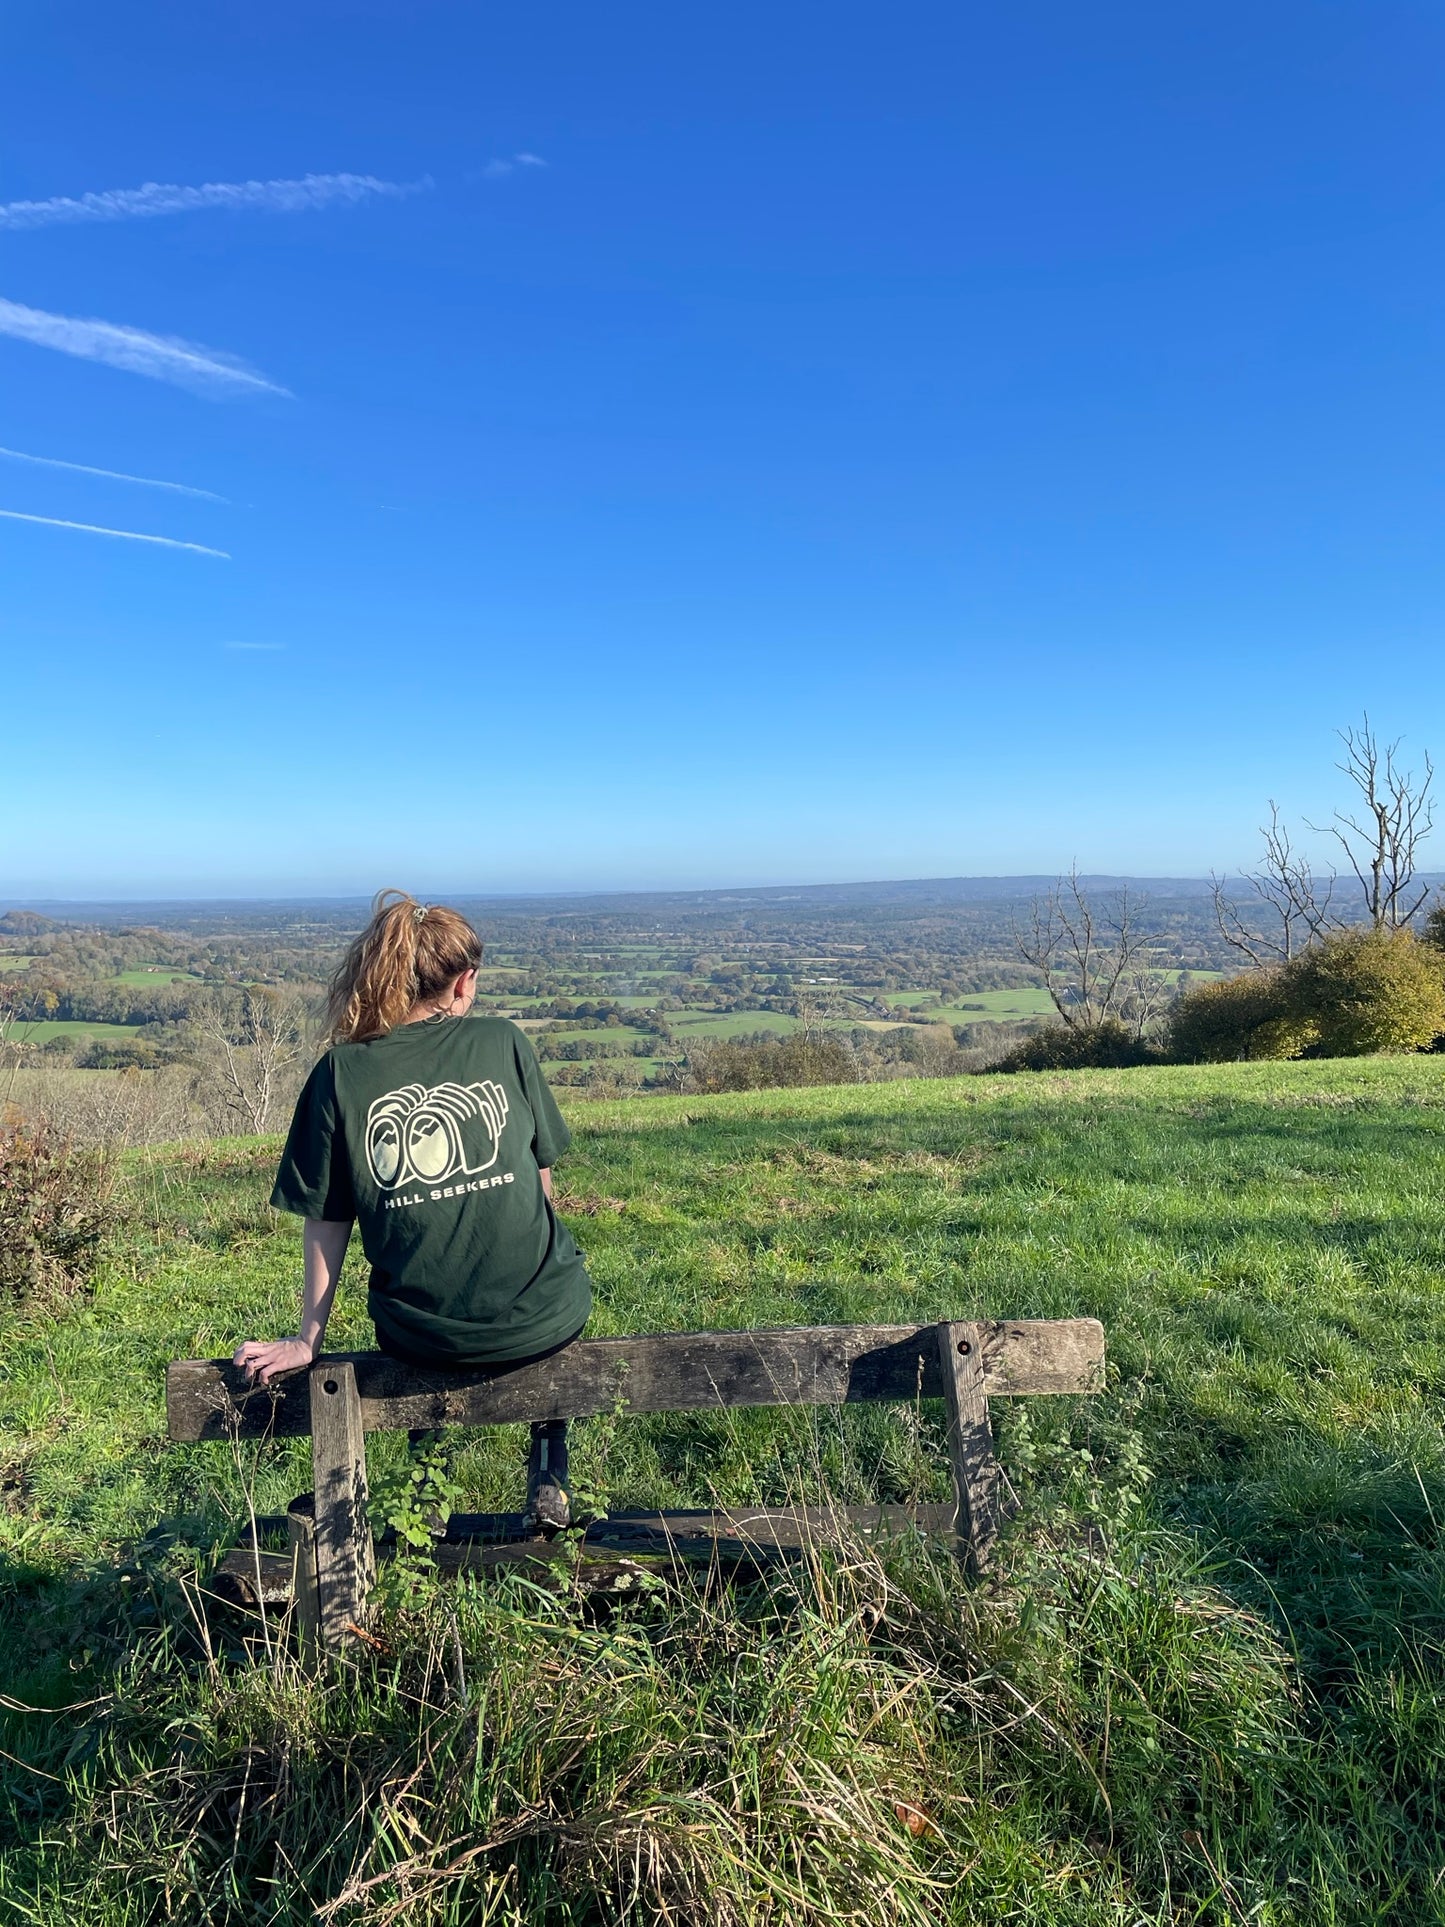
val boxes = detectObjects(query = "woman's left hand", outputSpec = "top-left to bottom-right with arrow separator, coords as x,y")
233,1335 -> 315,1386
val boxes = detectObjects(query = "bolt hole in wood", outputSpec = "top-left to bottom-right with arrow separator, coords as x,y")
957,1341 -> 971,1355
323,1380 -> 339,1396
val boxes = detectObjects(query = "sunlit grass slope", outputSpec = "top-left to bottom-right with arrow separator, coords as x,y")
3,1056 -> 1444,1923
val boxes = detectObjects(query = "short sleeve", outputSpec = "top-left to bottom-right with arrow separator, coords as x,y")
270,1054 -> 357,1221
512,1027 -> 572,1166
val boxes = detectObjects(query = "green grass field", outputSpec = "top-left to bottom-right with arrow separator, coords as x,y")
0,954 -> 36,973
111,968 -> 204,988
4,1056 -> 1445,1921
532,1025 -> 654,1047
3,1018 -> 143,1043
664,1008 -> 802,1038
885,984 -> 1221,1025
930,987 -> 1059,1022
874,987 -> 1058,1022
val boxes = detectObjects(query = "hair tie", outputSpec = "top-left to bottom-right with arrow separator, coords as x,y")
413,904 -> 428,925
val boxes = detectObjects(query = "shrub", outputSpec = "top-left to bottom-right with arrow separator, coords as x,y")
991,1019 -> 1161,1073
76,1037 -> 170,1070
685,1032 -> 857,1093
0,1119 -> 112,1302
1167,969 -> 1314,1063
1282,927 -> 1445,1057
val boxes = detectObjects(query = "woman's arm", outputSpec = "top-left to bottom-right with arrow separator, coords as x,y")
539,1166 -> 552,1202
234,1217 -> 353,1386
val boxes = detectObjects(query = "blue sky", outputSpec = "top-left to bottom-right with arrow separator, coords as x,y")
3,1 -> 1443,898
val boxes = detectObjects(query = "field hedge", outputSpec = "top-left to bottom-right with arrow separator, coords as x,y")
1168,927 -> 1445,1064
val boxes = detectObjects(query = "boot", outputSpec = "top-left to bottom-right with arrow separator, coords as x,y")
524,1419 -> 571,1536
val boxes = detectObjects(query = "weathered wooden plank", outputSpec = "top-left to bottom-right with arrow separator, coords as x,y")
288,1496 -> 320,1654
309,1364 -> 375,1650
214,1501 -> 957,1607
937,1320 -> 1001,1575
211,1547 -> 296,1608
167,1319 -> 1106,1441
586,1502 -> 955,1555
425,1501 -> 954,1552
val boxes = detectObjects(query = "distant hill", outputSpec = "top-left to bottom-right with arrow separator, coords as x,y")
11,870 -> 1445,934
4,873 -> 1229,927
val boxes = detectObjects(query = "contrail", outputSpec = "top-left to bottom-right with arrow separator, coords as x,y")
0,445 -> 227,501
0,171 -> 426,231
0,296 -> 287,396
0,508 -> 229,557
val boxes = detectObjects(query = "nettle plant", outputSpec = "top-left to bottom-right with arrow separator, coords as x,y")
371,1440 -> 464,1612
1000,1376 -> 1155,1538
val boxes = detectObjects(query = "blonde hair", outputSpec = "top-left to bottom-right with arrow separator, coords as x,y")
326,890 -> 483,1043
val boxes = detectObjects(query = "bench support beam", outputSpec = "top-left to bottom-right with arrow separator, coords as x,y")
937,1320 -> 1000,1575
287,1496 -> 320,1657
309,1362 -> 375,1650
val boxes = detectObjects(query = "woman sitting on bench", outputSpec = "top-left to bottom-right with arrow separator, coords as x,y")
234,889 -> 591,1529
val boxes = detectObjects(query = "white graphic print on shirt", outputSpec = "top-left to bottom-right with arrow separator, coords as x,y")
365,1079 -> 510,1190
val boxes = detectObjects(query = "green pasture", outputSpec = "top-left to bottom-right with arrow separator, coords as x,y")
569,972 -> 674,987
877,987 -> 1059,1022
3,1019 -> 143,1043
111,968 -> 204,988
664,1008 -> 801,1038
6,1055 -> 1445,1921
931,987 -> 1058,1023
533,1025 -> 653,1047
0,954 -> 36,973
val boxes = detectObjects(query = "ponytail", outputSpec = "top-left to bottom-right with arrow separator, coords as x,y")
325,890 -> 483,1043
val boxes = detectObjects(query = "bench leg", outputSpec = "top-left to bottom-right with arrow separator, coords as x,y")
309,1361 -> 376,1650
935,1320 -> 1000,1576
287,1494 -> 320,1660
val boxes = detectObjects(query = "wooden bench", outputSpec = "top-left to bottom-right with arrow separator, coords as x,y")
167,1317 -> 1105,1651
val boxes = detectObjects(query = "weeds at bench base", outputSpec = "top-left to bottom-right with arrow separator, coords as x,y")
0,1413 -> 1324,1927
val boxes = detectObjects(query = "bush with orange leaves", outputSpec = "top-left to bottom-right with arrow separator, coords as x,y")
0,1117 -> 112,1304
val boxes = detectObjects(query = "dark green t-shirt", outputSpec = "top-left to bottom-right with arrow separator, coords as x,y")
271,1015 -> 591,1366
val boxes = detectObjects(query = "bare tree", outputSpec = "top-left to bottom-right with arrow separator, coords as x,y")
1014,868 -> 1165,1038
1214,717 -> 1435,960
193,987 -> 309,1134
1211,803 -> 1335,965
1308,716 -> 1435,929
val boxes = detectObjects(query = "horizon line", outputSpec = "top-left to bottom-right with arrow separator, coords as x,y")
0,868 -> 1300,911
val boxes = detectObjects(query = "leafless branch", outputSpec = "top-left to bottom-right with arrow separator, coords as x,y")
1211,803 -> 1336,963
1305,715 -> 1435,929
1013,867 -> 1163,1032
193,988 -> 308,1134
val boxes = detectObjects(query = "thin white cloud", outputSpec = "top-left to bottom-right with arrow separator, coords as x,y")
482,153 -> 548,178
0,444 -> 226,501
0,171 -> 427,232
0,507 -> 228,557
0,296 -> 287,396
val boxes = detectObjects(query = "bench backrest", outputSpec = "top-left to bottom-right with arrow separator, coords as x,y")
167,1318 -> 1105,1442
